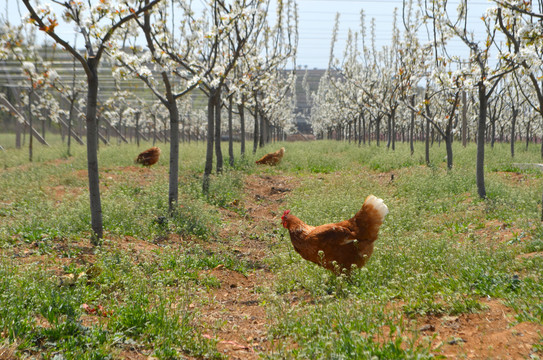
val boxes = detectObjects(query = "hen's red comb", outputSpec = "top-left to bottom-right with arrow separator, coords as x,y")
281,209 -> 290,220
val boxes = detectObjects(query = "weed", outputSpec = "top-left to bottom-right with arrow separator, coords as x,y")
1,140 -> 542,359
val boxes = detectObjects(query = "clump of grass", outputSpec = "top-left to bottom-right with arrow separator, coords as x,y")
205,171 -> 244,208
266,295 -> 434,359
266,141 -> 543,357
169,201 -> 219,240
0,248 -> 224,359
2,139 -> 543,359
156,243 -> 249,282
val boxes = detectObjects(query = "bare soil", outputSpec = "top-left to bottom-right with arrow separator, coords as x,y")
416,297 -> 542,359
187,173 -> 543,359
196,174 -> 298,359
3,171 -> 542,359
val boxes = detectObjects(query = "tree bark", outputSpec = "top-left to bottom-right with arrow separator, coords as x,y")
391,107 -> 396,151
15,121 -> 22,149
511,107 -> 517,158
203,89 -> 216,194
239,96 -> 246,157
135,112 -> 141,147
253,92 -> 259,154
358,113 -> 362,146
362,112 -> 366,145
215,88 -> 223,174
425,118 -> 430,165
86,61 -> 103,242
386,114 -> 391,149
490,115 -> 496,149
228,96 -> 234,167
168,102 -> 180,212
259,111 -> 266,148
28,91 -> 33,162
476,84 -> 487,199
410,95 -> 415,155
375,116 -> 381,146
462,90 -> 467,147
526,122 -> 530,151
446,122 -> 453,170
68,101 -> 75,156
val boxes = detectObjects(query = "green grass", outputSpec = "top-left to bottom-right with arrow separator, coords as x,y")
1,136 -> 542,358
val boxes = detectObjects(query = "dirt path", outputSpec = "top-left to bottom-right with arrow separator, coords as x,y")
197,173 -> 297,359
414,297 -> 542,359
4,170 -> 541,359
197,173 -> 543,360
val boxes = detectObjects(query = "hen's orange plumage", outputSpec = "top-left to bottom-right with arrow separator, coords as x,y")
135,147 -> 161,167
281,195 -> 388,274
255,147 -> 285,165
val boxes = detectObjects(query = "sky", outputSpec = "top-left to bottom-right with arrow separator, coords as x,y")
3,0 -> 497,70
294,0 -> 496,69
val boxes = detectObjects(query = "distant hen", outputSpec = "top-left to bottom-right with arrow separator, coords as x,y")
135,147 -> 161,167
255,147 -> 285,166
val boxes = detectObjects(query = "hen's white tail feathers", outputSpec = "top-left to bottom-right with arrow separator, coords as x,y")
364,195 -> 389,221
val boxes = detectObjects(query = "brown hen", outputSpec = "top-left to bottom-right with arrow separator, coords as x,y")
135,146 -> 161,167
281,195 -> 388,274
255,147 -> 285,165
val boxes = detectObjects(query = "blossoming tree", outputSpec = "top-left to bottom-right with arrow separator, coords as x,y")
21,0 -> 162,241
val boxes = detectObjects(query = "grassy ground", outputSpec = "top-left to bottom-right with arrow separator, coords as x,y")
0,136 -> 542,359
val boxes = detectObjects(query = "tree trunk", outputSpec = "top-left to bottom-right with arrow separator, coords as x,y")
476,84 -> 487,199
152,115 -> 157,146
86,62 -> 103,242
462,90 -> 467,147
410,95 -> 415,155
425,118 -> 430,165
362,113 -> 366,145
228,96 -> 234,167
118,111 -> 123,145
354,117 -> 358,145
215,88 -> 223,174
446,121 -> 453,170
490,116 -> 496,149
253,93 -> 259,154
368,119 -> 372,145
239,96 -> 246,157
135,112 -> 140,147
259,111 -> 265,148
203,89 -> 216,194
510,107 -> 517,158
391,107 -> 396,151
386,114 -> 391,149
41,104 -> 46,141
266,118 -> 271,144
68,100 -> 75,156
15,121 -> 22,149
28,91 -> 33,162
168,101 -> 180,212
525,122 -> 530,151
376,116 -> 381,146
358,113 -> 363,146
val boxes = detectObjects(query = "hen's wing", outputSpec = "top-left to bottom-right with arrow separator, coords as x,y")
256,154 -> 270,164
306,224 -> 357,246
